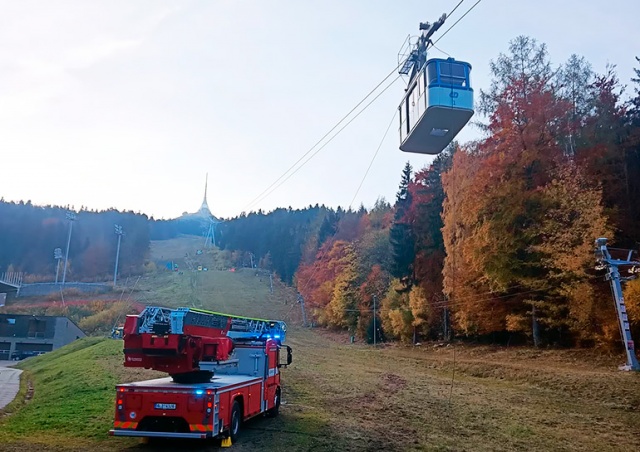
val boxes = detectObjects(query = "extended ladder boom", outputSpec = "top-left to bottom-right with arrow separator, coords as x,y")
122,306 -> 287,381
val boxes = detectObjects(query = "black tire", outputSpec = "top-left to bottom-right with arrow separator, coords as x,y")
267,388 -> 281,417
229,400 -> 242,443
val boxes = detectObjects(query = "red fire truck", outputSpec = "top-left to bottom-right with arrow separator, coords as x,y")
109,307 -> 292,446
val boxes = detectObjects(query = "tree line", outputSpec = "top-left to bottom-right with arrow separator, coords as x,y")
0,201 -> 150,282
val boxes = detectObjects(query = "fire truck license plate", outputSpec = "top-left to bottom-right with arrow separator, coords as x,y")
154,403 -> 176,410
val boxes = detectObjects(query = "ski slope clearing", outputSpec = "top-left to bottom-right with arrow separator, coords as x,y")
1,330 -> 639,451
1,237 -> 638,451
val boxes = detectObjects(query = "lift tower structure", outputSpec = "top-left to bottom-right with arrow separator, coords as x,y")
595,238 -> 640,371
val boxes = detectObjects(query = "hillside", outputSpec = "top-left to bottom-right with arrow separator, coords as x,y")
3,331 -> 640,451
133,236 -> 300,322
2,236 -> 640,451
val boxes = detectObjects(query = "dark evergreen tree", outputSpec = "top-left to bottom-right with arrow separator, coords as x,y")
389,162 -> 415,282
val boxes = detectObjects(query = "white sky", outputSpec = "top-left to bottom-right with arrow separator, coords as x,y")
0,1 -> 638,220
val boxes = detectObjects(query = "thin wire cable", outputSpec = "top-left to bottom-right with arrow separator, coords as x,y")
349,110 -> 397,209
433,0 -> 483,46
294,0 -> 480,321
242,65 -> 404,212
244,0 -> 478,213
448,0 -> 466,18
431,43 -> 451,57
248,75 -> 401,210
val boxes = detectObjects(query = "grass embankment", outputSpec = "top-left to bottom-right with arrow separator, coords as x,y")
3,326 -> 640,451
3,236 -> 640,451
0,337 -> 160,451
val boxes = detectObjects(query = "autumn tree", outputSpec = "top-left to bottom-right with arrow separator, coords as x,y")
358,264 -> 391,342
408,147 -> 454,339
442,36 -> 612,346
380,280 -> 413,342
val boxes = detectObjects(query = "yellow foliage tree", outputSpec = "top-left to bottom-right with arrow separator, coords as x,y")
380,280 -> 413,342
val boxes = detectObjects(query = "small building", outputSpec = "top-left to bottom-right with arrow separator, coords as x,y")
0,314 -> 85,360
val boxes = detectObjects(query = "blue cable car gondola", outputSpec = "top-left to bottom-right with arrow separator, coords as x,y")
398,15 -> 474,155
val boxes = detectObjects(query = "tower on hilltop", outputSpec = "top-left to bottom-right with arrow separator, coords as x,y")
199,173 -> 212,218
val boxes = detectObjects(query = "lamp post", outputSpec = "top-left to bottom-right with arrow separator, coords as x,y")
113,224 -> 124,286
61,212 -> 76,286
54,248 -> 63,284
373,294 -> 377,346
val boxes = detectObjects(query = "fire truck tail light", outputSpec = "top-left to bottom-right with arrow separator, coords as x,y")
117,399 -> 123,405
207,402 -> 212,408
206,390 -> 212,395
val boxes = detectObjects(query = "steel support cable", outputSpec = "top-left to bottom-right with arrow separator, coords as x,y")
244,0 -> 479,213
242,65 -> 404,213
433,0 -> 483,46
448,0 -> 466,18
264,0 -> 481,322
248,75 -> 401,210
294,108 -> 399,324
291,0 -> 479,319
349,110 -> 398,209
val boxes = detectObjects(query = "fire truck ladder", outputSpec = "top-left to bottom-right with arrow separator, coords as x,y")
136,306 -> 287,343
595,238 -> 640,371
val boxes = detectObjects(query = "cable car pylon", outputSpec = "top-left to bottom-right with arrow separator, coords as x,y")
398,13 -> 474,155
595,238 -> 640,371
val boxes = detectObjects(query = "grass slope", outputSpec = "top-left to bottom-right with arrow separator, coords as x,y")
0,338 -> 154,450
3,236 -> 639,451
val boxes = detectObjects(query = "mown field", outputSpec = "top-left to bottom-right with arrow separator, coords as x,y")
2,329 -> 640,452
2,237 -> 639,451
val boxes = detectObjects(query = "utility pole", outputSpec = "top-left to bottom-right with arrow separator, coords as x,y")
54,248 -> 63,284
61,212 -> 76,287
595,238 -> 640,371
373,294 -> 377,346
297,292 -> 307,327
113,224 -> 124,286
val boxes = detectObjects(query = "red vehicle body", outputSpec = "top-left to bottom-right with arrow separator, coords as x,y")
108,307 -> 292,444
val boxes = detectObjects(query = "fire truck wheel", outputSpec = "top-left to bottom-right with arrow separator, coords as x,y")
230,400 -> 242,442
267,388 -> 281,417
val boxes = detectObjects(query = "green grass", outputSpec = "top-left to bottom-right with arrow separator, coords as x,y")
3,236 -> 639,451
0,338 -> 117,447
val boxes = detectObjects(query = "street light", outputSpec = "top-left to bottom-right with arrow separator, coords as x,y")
54,248 -> 63,284
61,212 -> 76,286
113,224 -> 124,286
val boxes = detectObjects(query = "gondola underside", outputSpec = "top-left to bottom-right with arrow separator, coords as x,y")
400,105 -> 474,155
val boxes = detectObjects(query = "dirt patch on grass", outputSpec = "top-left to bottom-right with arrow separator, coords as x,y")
379,373 -> 407,393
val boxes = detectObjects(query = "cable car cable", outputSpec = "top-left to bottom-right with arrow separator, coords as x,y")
447,0 -> 466,18
242,66 -> 404,213
246,75 -> 401,211
292,0 -> 473,316
432,0 -> 483,46
244,0 -> 477,213
349,110 -> 397,209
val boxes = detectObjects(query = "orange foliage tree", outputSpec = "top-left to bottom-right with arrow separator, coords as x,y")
442,36 -> 612,345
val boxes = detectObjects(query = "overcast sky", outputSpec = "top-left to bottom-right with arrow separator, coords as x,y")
0,1 -> 638,219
